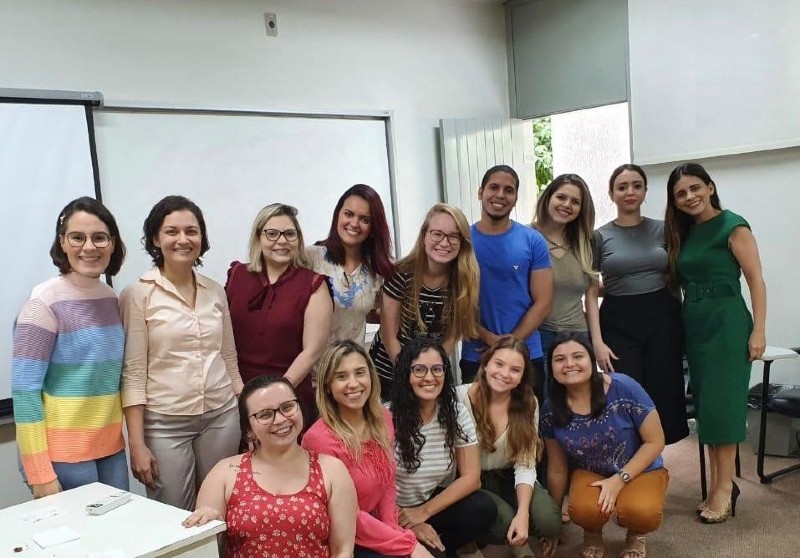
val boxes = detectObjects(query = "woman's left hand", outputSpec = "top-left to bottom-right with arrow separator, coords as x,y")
590,476 -> 625,515
398,505 -> 430,528
182,506 -> 222,527
748,330 -> 766,362
506,511 -> 529,547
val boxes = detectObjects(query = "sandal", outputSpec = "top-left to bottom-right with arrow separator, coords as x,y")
619,535 -> 646,558
538,537 -> 558,558
580,531 -> 607,558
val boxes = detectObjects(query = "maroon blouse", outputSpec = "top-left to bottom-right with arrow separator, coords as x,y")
225,262 -> 328,406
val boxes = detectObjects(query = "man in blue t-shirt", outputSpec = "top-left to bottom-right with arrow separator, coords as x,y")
460,165 -> 553,399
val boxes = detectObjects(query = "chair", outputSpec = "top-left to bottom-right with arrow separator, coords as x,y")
755,346 -> 800,484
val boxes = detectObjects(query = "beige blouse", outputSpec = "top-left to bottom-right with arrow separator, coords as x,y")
119,268 -> 243,415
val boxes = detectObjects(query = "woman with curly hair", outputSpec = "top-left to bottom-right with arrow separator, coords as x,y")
370,204 -> 479,397
303,340 -> 434,558
390,338 -> 496,557
308,184 -> 395,346
456,337 -> 561,558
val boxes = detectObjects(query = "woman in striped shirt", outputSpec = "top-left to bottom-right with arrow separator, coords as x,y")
370,204 -> 479,398
390,338 -> 496,557
12,197 -> 128,498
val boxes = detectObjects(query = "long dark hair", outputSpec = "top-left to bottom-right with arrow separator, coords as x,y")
547,332 -> 607,427
664,162 -> 722,291
316,184 -> 395,280
391,337 -> 464,473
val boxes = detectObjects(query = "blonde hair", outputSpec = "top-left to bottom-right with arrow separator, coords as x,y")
314,341 -> 391,461
246,203 -> 309,273
398,203 -> 480,345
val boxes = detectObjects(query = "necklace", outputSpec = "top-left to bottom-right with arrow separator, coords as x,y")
544,235 -> 565,251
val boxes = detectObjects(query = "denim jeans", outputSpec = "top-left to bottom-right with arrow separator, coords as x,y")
20,449 -> 129,492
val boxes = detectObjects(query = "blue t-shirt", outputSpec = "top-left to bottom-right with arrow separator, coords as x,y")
461,221 -> 551,361
540,373 -> 664,476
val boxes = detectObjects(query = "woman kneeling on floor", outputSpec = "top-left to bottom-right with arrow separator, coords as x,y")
542,332 -> 667,558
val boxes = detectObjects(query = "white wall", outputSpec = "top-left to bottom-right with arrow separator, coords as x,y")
551,102 -> 631,229
0,0 -> 510,508
641,147 -> 800,387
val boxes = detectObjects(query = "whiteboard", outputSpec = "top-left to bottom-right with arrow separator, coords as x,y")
628,0 -> 800,165
94,109 -> 396,295
0,102 -> 97,404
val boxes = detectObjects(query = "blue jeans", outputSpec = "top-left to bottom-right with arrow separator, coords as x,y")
20,449 -> 129,492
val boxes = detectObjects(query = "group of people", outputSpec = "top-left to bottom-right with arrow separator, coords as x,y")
11,161 -> 766,558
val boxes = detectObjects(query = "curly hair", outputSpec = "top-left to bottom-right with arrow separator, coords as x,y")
390,337 -> 465,473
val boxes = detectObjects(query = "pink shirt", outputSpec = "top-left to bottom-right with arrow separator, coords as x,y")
302,410 -> 417,556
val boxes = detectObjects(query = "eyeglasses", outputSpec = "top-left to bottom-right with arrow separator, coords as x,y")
428,229 -> 462,246
249,399 -> 300,424
261,228 -> 299,242
411,364 -> 446,378
64,232 -> 112,248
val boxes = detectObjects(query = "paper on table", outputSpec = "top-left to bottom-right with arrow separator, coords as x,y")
32,525 -> 81,548
18,505 -> 62,523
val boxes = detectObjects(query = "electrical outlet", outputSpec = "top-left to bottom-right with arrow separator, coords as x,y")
264,13 -> 278,37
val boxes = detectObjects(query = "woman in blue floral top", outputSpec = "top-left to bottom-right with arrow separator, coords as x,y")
541,332 -> 667,558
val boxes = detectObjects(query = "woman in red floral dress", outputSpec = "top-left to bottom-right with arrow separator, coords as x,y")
183,376 -> 357,558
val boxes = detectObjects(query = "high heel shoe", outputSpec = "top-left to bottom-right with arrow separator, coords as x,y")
699,481 -> 740,524
695,499 -> 708,515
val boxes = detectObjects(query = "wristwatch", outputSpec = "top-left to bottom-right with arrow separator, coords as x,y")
617,469 -> 631,484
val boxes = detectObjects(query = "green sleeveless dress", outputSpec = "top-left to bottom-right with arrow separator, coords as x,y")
677,210 -> 753,444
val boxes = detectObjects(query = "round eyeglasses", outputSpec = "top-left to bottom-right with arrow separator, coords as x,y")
249,399 -> 300,424
64,232 -> 112,248
411,364 -> 446,378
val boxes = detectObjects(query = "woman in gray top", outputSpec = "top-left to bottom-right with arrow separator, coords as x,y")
586,164 -> 688,444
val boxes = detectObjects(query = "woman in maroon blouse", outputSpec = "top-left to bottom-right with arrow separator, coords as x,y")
226,203 -> 333,420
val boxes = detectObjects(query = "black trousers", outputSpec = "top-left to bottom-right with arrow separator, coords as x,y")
599,288 -> 689,444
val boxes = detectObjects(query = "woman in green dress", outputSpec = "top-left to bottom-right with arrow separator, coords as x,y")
665,162 -> 766,524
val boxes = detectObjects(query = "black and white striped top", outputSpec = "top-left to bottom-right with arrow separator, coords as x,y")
369,271 -> 449,382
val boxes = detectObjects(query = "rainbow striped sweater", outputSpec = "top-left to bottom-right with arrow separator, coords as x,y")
12,275 -> 125,486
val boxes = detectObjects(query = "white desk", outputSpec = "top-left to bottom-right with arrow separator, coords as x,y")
0,482 -> 224,557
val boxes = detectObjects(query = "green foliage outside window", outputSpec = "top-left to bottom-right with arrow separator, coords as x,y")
532,117 -> 553,194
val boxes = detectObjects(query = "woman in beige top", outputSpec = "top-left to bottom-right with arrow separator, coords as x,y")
120,195 -> 243,510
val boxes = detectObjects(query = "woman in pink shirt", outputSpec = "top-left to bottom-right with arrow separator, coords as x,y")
303,341 -> 435,558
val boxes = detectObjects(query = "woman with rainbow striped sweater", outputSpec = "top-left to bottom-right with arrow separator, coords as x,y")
12,197 -> 129,499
